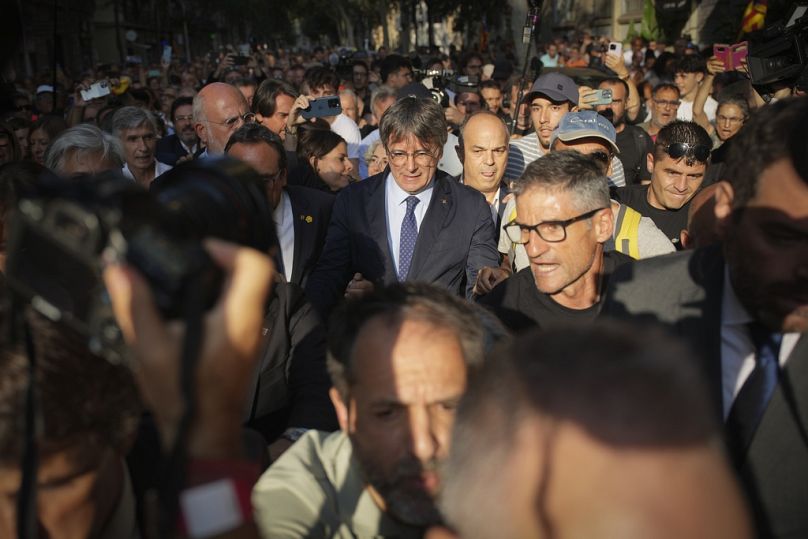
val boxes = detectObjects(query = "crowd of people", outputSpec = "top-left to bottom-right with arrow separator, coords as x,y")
0,26 -> 806,539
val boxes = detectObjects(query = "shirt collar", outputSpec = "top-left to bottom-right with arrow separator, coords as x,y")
386,171 -> 434,205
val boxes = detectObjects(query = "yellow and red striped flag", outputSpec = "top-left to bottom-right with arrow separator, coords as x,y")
741,0 -> 767,33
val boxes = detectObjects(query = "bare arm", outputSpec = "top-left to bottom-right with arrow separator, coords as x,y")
694,57 -> 724,135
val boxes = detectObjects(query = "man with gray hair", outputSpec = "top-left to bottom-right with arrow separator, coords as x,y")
111,106 -> 171,187
305,96 -> 499,319
253,283 -> 498,538
44,124 -> 124,177
478,151 -> 631,331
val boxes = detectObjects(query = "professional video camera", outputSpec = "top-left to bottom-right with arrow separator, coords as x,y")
747,3 -> 808,89
4,171 -> 223,364
414,69 -> 481,107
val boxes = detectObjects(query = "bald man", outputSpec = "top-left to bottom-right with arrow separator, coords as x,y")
455,111 -> 510,227
193,82 -> 255,156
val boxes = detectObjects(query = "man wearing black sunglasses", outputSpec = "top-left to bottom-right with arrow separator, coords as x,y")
478,151 -> 630,331
613,120 -> 712,248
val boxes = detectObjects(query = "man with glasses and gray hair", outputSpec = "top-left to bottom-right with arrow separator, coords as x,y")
305,96 -> 499,319
111,106 -> 172,187
478,151 -> 631,331
613,120 -> 712,248
193,82 -> 255,157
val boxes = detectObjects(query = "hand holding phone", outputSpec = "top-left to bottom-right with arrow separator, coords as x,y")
301,96 -> 343,119
607,42 -> 623,58
581,88 -> 613,107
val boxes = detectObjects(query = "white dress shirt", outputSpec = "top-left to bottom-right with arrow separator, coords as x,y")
122,160 -> 172,182
273,191 -> 295,283
720,267 -> 800,418
385,172 -> 434,276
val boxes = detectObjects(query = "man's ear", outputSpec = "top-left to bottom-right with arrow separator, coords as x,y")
646,152 -> 655,175
309,155 -> 318,172
595,207 -> 615,242
194,122 -> 207,146
696,72 -> 705,84
680,228 -> 692,250
329,387 -> 350,431
713,180 -> 735,240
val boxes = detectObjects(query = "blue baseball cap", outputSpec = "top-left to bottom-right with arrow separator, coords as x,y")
550,110 -> 620,154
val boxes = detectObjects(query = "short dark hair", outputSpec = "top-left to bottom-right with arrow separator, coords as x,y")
380,54 -> 413,83
326,283 -> 492,399
513,150 -> 610,213
379,96 -> 448,153
170,96 -> 194,123
675,54 -> 706,75
224,122 -> 287,172
599,77 -> 629,97
441,321 -> 717,528
304,66 -> 339,93
652,82 -> 680,97
653,121 -> 712,163
352,59 -> 369,72
479,79 -> 502,92
252,79 -> 299,117
724,97 -> 808,208
0,312 -> 141,464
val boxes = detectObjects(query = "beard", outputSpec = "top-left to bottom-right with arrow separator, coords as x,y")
351,436 -> 443,527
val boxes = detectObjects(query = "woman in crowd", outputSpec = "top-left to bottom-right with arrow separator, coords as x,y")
297,126 -> 354,193
364,139 -> 388,179
28,115 -> 67,165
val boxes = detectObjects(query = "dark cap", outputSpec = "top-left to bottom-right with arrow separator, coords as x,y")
396,82 -> 432,101
526,72 -> 578,106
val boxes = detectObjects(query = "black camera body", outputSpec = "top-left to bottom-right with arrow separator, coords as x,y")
748,6 -> 808,87
5,173 -> 222,363
414,69 -> 480,108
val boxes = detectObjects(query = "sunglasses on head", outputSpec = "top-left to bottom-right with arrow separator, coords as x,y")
664,142 -> 710,163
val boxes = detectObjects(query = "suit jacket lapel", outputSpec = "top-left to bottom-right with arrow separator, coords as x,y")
288,192 -> 309,286
779,335 -> 808,447
409,175 -> 453,279
367,176 -> 397,283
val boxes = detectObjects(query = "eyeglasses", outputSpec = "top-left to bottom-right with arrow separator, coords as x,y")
504,207 -> 606,244
466,64 -> 482,69
653,98 -> 681,108
175,114 -> 194,122
386,149 -> 437,166
208,112 -> 255,128
663,142 -> 711,163
716,114 -> 743,124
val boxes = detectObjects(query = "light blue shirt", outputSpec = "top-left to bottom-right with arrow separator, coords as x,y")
385,172 -> 434,276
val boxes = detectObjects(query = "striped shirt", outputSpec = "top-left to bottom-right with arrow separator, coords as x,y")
503,132 -> 626,188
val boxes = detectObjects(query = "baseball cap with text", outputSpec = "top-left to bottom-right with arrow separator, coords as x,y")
550,110 -> 620,154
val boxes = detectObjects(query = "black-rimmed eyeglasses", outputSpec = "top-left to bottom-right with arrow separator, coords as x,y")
504,207 -> 607,244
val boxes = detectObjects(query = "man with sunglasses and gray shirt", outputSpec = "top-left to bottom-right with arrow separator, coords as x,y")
613,121 -> 712,248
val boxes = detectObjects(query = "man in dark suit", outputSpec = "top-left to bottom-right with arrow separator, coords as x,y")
604,98 -> 808,538
305,97 -> 499,318
226,123 -> 333,288
155,96 -> 199,165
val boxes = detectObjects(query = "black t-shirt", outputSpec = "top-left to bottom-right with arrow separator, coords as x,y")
613,184 -> 688,248
478,251 -> 633,332
615,125 -> 653,185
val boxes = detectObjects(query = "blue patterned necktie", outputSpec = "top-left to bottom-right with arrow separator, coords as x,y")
726,321 -> 783,461
398,196 -> 420,281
